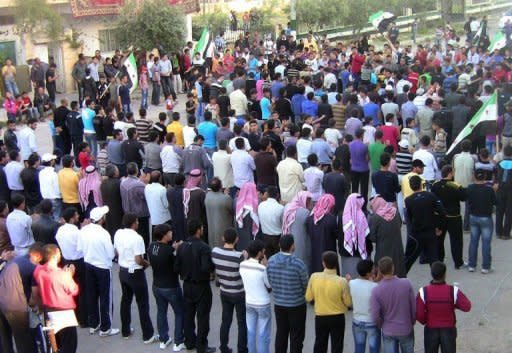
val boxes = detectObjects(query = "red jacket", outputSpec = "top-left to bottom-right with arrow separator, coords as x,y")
416,282 -> 471,328
34,264 -> 79,310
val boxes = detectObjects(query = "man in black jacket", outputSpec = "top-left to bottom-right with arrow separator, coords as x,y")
3,121 -> 18,154
66,101 -> 84,164
31,199 -> 59,245
174,219 -> 215,353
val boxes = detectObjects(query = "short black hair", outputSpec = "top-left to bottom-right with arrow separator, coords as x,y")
307,153 -> 318,166
430,261 -> 447,281
279,234 -> 294,252
247,239 -> 265,258
357,259 -> 374,277
374,130 -> 383,139
461,139 -> 472,152
175,173 -> 186,186
420,135 -> 431,147
355,128 -> 365,139
62,155 -> 74,168
409,175 -> 422,191
153,223 -> 172,241
209,177 -> 222,192
223,228 -> 238,244
0,200 -> 7,214
187,218 -> 203,236
380,152 -> 391,167
322,251 -> 338,270
126,162 -> 138,176
286,145 -> 297,157
39,199 -> 53,215
122,213 -> 138,228
441,164 -> 453,178
62,207 -> 78,222
11,193 -> 25,208
235,137 -> 245,150
265,185 -> 279,199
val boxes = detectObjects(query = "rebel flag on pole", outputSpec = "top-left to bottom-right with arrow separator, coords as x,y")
488,31 -> 506,52
194,27 -> 211,58
446,91 -> 497,156
123,52 -> 138,95
369,11 -> 396,33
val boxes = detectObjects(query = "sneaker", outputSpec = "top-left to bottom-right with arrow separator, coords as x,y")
89,325 -> 100,335
205,347 -> 216,353
455,262 -> 468,270
468,267 -> 475,272
481,268 -> 494,274
160,338 -> 172,350
500,235 -> 511,240
123,328 -> 135,339
173,343 -> 186,352
144,334 -> 159,344
99,328 -> 120,337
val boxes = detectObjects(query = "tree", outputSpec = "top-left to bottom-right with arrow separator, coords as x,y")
192,8 -> 230,40
115,0 -> 186,53
13,0 -> 62,40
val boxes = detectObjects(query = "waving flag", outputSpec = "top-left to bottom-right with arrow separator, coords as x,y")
194,27 -> 211,57
447,92 -> 497,155
123,52 -> 138,94
369,11 -> 396,33
488,31 -> 506,52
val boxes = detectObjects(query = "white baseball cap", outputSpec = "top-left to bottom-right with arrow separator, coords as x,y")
89,206 -> 109,222
41,153 -> 57,162
398,139 -> 409,149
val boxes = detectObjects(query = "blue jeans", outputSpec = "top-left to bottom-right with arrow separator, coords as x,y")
140,88 -> 148,109
195,101 -> 205,123
50,199 -> 62,222
122,103 -> 131,113
152,285 -> 185,344
468,215 -> 493,270
84,133 -> 98,161
382,331 -> 414,353
246,304 -> 271,353
352,319 -> 381,353
5,80 -> 19,95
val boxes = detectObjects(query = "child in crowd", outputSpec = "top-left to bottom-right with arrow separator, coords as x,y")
165,94 -> 175,119
96,142 -> 109,175
401,117 -> 418,151
303,153 -> 324,202
205,96 -> 219,121
77,142 -> 93,169
362,116 -> 376,145
432,119 -> 447,164
325,118 -> 343,151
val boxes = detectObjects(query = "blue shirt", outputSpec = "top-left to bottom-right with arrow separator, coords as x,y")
302,100 -> 318,117
266,252 -> 308,307
197,121 -> 218,149
260,97 -> 272,120
310,138 -> 333,164
271,81 -> 284,100
82,108 -> 96,134
363,102 -> 380,126
291,94 -> 305,119
401,101 -> 418,120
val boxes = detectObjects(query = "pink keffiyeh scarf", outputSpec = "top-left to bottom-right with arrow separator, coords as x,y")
282,191 -> 312,234
342,193 -> 370,259
235,182 -> 259,236
312,194 -> 335,225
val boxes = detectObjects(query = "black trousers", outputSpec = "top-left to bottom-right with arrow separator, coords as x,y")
424,327 -> 456,353
85,263 -> 112,332
55,326 -> 77,353
496,186 -> 512,237
62,258 -> 88,327
313,314 -> 345,353
350,171 -> 369,208
438,216 -> 464,267
70,135 -> 83,164
220,294 -> 247,353
183,281 -> 212,353
274,304 -> 307,353
405,229 -> 439,274
119,268 -> 154,340
262,234 -> 281,259
163,172 -> 179,187
138,216 -> 150,249
0,310 -> 36,353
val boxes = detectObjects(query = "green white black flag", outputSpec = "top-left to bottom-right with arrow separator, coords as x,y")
447,91 -> 497,155
123,53 -> 138,94
488,31 -> 506,52
368,11 -> 396,33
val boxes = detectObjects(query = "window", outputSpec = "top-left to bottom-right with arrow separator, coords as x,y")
98,29 -> 119,53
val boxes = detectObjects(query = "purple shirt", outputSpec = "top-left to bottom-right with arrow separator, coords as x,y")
370,277 -> 415,336
349,140 -> 369,172
345,117 -> 363,137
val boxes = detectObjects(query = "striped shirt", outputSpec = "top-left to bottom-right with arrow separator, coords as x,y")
211,247 -> 245,298
135,119 -> 153,142
396,151 -> 413,175
266,252 -> 308,307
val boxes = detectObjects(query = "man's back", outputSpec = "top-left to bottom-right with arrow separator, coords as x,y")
266,252 -> 308,307
211,247 -> 244,297
370,276 -> 415,336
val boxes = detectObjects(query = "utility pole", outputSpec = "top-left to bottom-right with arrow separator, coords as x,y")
290,0 -> 297,33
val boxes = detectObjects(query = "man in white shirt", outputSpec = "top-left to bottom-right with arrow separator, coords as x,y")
88,57 -> 100,82
5,150 -> 24,195
18,118 -> 38,161
276,145 -> 305,203
144,171 -> 171,226
55,207 -> 87,326
229,87 -> 248,118
230,137 -> 256,189
114,213 -> 157,343
239,240 -> 272,353
77,206 -> 119,337
39,153 -> 62,221
323,68 -> 337,90
160,133 -> 183,187
183,116 -> 198,148
296,128 -> 313,168
258,186 -> 284,258
6,194 -> 34,255
212,140 -> 234,190
412,135 -> 439,187
348,259 -> 379,353
381,94 -> 400,126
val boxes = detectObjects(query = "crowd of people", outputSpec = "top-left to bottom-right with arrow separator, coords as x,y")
1,14 -> 512,353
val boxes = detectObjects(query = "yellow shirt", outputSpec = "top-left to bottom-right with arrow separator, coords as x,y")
305,269 -> 352,316
2,65 -> 16,79
58,168 -> 80,204
166,121 -> 184,147
401,172 -> 425,199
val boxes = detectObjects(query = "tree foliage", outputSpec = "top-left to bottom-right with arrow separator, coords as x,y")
115,0 -> 186,53
13,0 -> 62,40
192,8 -> 230,40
